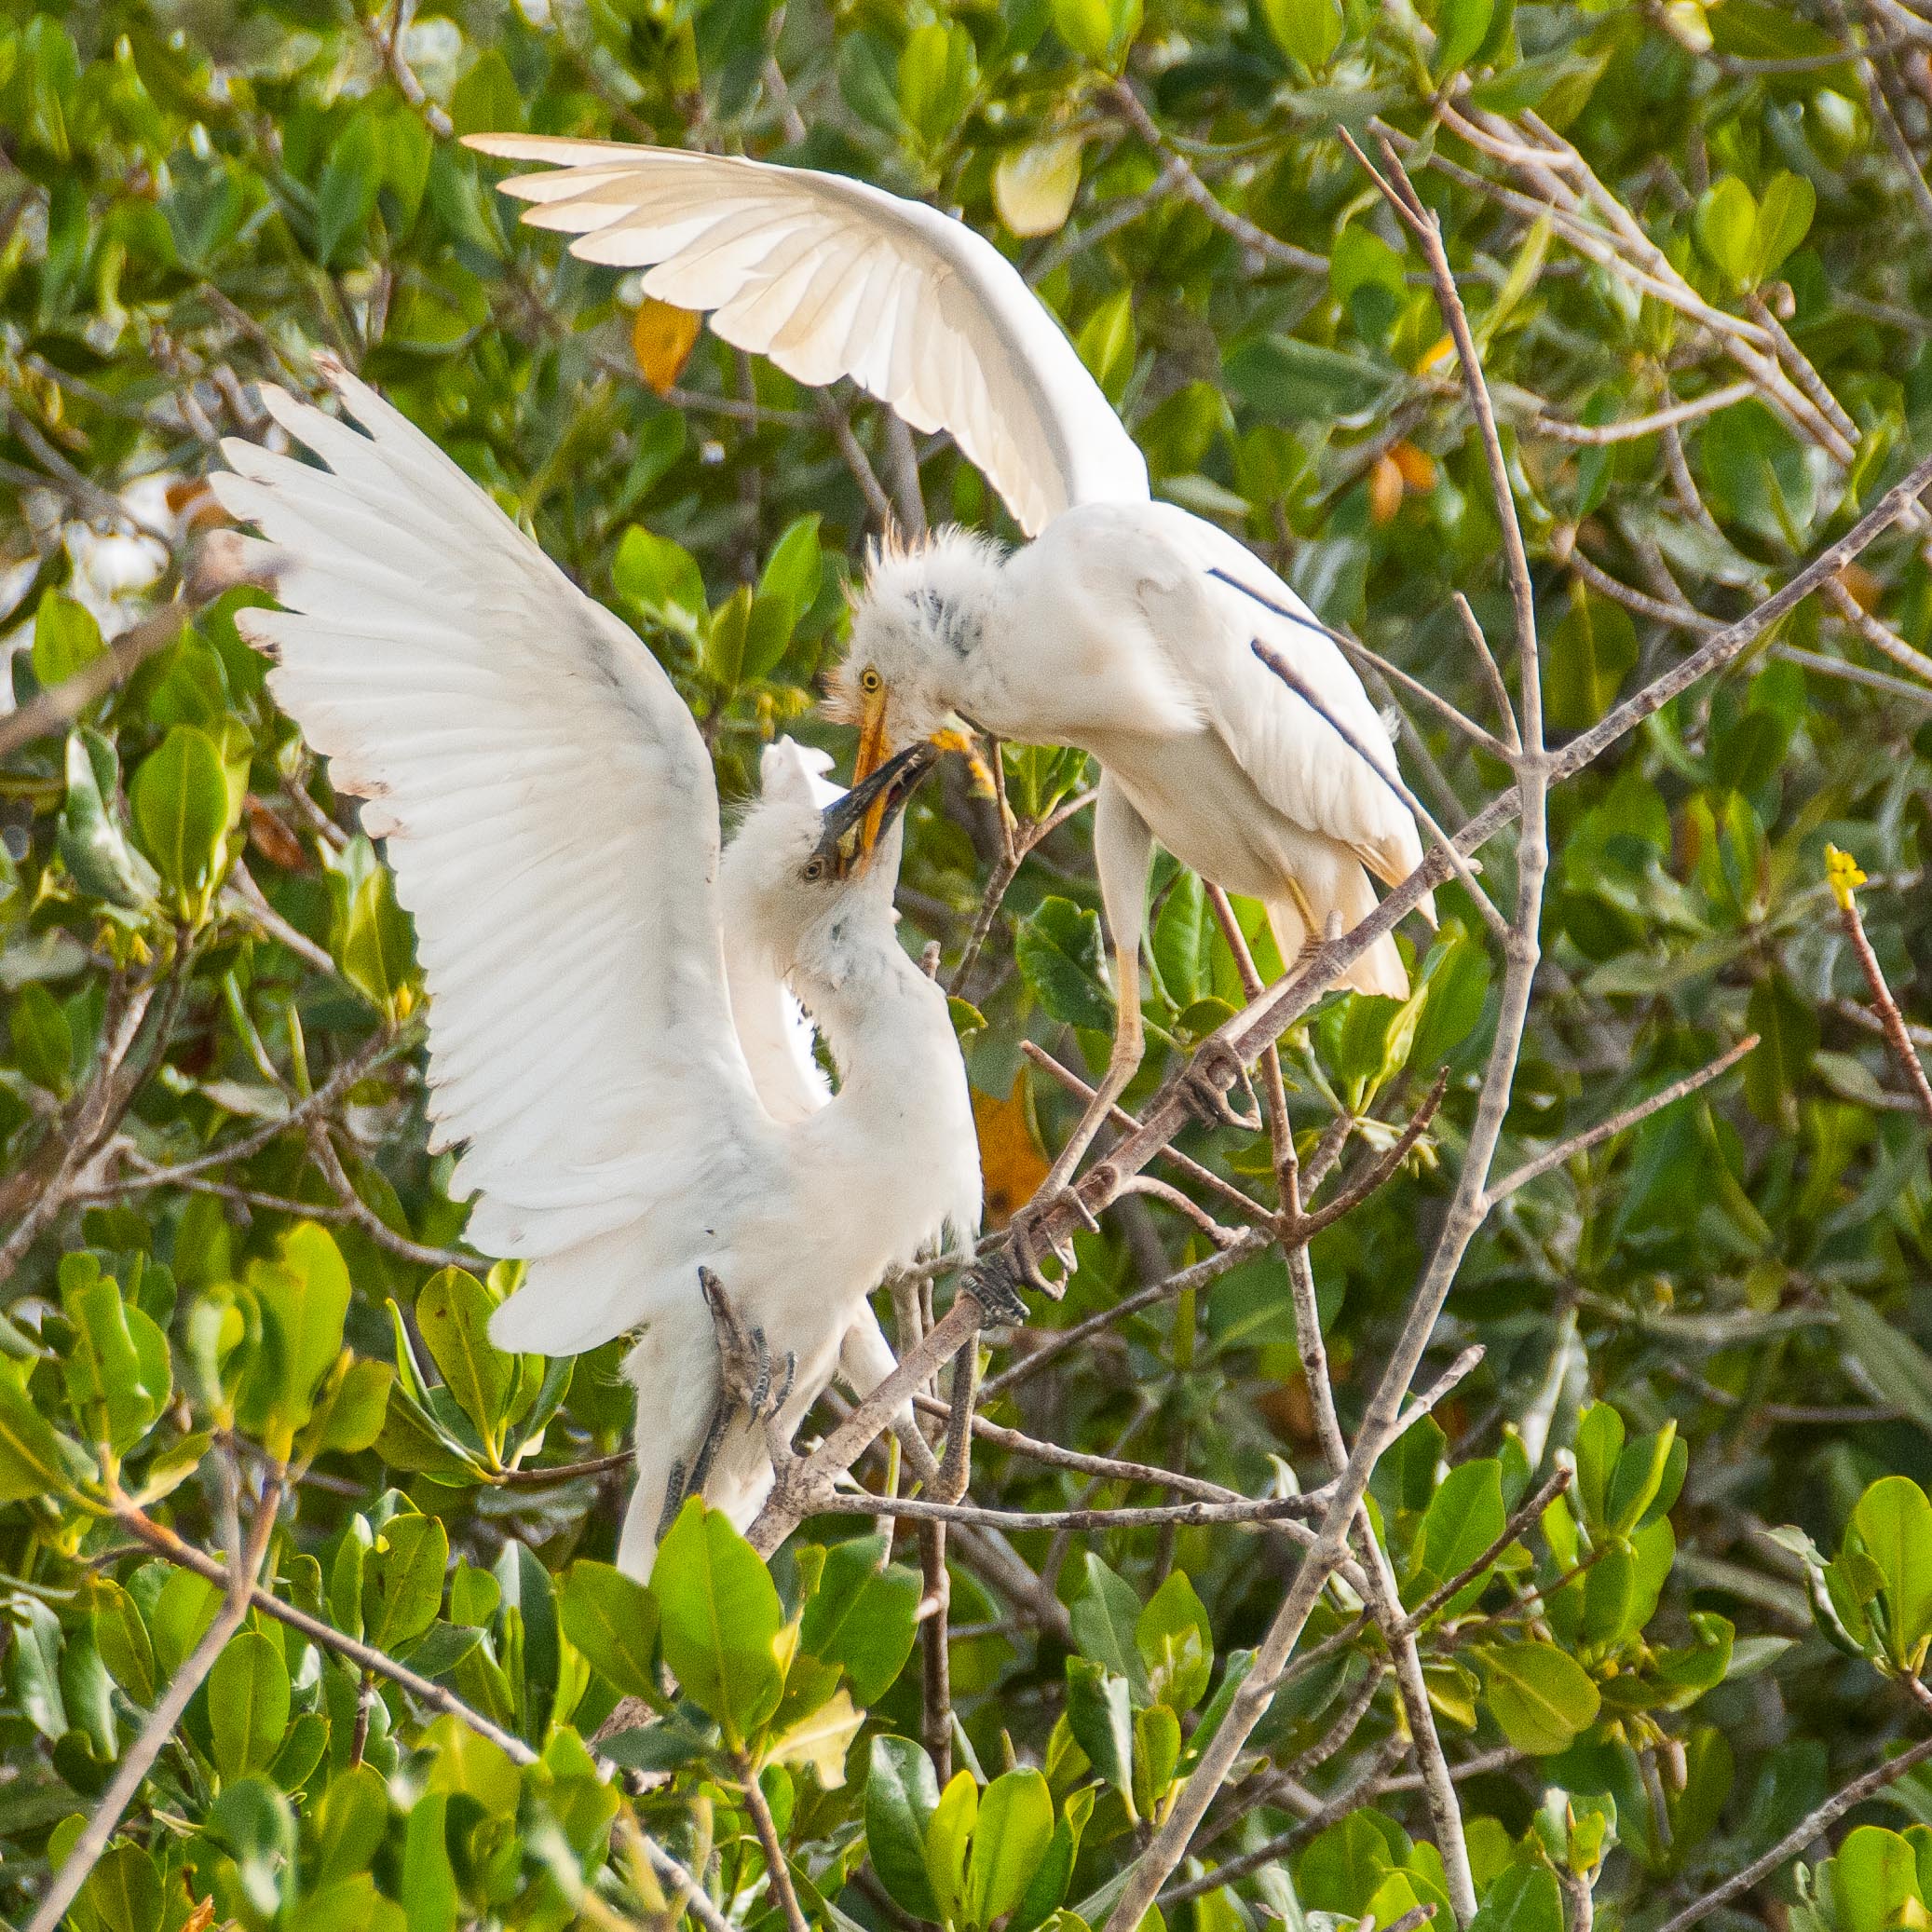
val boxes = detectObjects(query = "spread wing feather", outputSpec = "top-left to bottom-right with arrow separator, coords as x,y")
465,136 -> 1149,537
207,357 -> 776,1354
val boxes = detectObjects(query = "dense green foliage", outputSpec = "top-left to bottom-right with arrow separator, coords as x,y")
6,0 -> 1932,1930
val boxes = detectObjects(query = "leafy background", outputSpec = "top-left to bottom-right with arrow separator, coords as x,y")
5,0 -> 1932,1928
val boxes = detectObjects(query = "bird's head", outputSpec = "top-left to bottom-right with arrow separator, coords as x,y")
725,742 -> 939,968
830,527 -> 1004,805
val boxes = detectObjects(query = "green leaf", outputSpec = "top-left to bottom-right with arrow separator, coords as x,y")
1434,0 -> 1496,75
1136,1571 -> 1213,1712
1832,1289 -> 1932,1446
1015,897 -> 1115,1033
966,1770 -> 1054,1931
800,1536 -> 922,1705
1069,1555 -> 1149,1697
1052,0 -> 1140,64
1571,1402 -> 1625,1538
1546,584 -> 1639,730
1469,1861 -> 1563,1932
209,1630 -> 291,1780
0,1377 -> 95,1503
311,1762 -> 392,1886
898,21 -> 978,150
1151,869 -> 1211,1010
1850,1476 -> 1932,1667
60,730 -> 159,912
653,1499 -> 784,1747
1065,1659 -> 1136,1807
1826,1827 -> 1923,1932
362,1510 -> 449,1653
90,1581 -> 156,1705
1413,1459 -> 1506,1594
1694,176 -> 1760,288
1743,976 -> 1817,1125
317,111 -> 382,265
416,1268 -> 513,1455
129,724 -> 235,914
1754,171 -> 1815,279
325,838 -> 416,1022
1606,1422 -> 1679,1537
450,48 -> 525,136
925,1769 -> 980,1927
33,591 -> 104,687
560,1559 -> 660,1704
866,1735 -> 943,1919
614,524 -> 708,638
1470,1642 -> 1601,1754
77,1843 -> 163,1932
1259,0 -> 1343,73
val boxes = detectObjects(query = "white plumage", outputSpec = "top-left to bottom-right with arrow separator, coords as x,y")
469,136 -> 1435,1237
209,357 -> 980,1573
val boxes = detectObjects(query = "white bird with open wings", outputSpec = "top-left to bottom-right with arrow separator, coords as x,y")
208,358 -> 980,1574
469,135 -> 1434,1262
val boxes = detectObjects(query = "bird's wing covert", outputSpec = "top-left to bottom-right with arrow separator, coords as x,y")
209,356 -> 771,1300
465,136 -> 1150,537
1152,510 -> 1428,892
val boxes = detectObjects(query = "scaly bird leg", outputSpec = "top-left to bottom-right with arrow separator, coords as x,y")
932,1317 -> 981,1503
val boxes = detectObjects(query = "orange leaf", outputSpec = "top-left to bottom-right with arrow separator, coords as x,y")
1836,562 -> 1882,612
1390,440 -> 1436,494
973,1074 -> 1052,1231
633,298 -> 702,398
1368,453 -> 1405,526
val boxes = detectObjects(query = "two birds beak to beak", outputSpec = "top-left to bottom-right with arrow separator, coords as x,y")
849,682 -> 996,853
814,740 -> 942,878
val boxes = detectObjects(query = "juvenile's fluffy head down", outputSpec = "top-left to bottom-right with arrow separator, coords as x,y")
831,527 -> 1006,771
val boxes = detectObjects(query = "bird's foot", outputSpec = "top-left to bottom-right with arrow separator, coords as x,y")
992,1185 -> 1102,1302
700,1265 -> 793,1422
1178,1040 -> 1264,1133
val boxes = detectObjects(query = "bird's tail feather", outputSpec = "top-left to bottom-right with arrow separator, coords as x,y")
1266,861 -> 1408,1001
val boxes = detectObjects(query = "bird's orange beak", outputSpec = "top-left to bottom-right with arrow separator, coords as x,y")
851,684 -> 893,852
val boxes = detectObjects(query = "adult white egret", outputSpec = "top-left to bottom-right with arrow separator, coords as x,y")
208,357 -> 982,1575
467,136 -> 1433,1270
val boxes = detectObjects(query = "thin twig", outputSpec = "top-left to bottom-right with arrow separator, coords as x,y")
31,1459 -> 279,1932
1653,1719 -> 1932,1932
1830,852 -> 1932,1126
734,1748 -> 810,1932
1486,1036 -> 1760,1201
1105,82 -> 1327,274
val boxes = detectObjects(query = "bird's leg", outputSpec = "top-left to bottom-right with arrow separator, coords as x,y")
699,1266 -> 799,1488
932,1317 -> 981,1504
1002,974 -> 1136,1289
1000,777 -> 1153,1296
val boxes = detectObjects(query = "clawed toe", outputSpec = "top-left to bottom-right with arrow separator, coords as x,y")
1180,1043 -> 1263,1132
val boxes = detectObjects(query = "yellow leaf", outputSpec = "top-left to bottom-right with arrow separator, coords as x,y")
760,1686 -> 864,1789
973,1075 -> 1052,1230
1415,333 -> 1457,375
633,298 -> 702,398
993,135 -> 1084,238
1390,440 -> 1436,493
1368,453 -> 1405,526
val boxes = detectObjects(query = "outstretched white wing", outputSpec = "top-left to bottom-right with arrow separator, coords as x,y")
465,136 -> 1150,538
209,355 -> 776,1353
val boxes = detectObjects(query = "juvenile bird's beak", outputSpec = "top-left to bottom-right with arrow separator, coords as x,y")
817,742 -> 939,877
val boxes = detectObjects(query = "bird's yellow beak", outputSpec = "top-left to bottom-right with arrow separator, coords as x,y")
850,683 -> 894,853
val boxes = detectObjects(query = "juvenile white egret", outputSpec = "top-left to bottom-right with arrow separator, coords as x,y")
209,357 -> 981,1575
468,136 -> 1433,1264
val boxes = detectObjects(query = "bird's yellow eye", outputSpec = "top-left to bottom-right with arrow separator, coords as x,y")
860,668 -> 882,694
